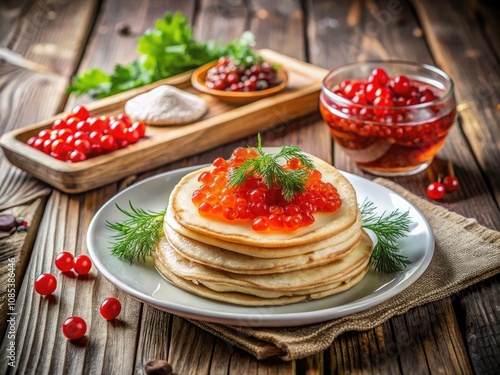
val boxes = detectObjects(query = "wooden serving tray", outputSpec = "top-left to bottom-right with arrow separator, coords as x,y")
0,50 -> 328,193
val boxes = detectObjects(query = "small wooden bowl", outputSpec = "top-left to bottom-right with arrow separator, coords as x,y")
191,61 -> 288,104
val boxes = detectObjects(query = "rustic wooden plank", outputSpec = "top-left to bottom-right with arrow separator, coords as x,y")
457,275 -> 500,375
0,196 -> 48,340
306,0 -> 434,69
393,299 -> 472,374
1,0 -> 100,76
413,0 -> 500,207
0,0 -> 30,47
194,0 -> 248,44
250,0 -> 305,60
468,0 -> 500,60
168,317 -> 215,374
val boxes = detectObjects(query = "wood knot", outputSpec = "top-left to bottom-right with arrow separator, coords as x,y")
115,22 -> 132,36
144,359 -> 173,375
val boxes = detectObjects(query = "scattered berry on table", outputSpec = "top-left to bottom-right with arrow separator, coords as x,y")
100,298 -> 122,320
73,255 -> 92,275
426,182 -> 446,200
34,273 -> 57,295
443,175 -> 459,192
62,316 -> 87,340
55,252 -> 75,273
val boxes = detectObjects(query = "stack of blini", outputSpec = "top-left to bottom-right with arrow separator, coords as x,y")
154,155 -> 373,306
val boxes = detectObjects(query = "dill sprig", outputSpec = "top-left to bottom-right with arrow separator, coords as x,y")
106,202 -> 165,263
360,200 -> 411,274
228,134 -> 315,201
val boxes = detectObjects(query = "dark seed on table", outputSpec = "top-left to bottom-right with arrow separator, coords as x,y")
0,215 -> 16,231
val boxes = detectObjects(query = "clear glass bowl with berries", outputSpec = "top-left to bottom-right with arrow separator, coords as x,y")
320,61 -> 457,176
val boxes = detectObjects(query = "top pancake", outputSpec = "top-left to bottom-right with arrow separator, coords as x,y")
169,153 -> 359,248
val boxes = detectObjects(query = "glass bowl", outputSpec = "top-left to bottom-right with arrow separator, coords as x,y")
320,61 -> 457,176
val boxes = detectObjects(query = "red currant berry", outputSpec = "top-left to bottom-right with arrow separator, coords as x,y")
34,273 -> 57,295
369,68 -> 389,86
71,105 -> 90,121
443,176 -> 459,192
62,316 -> 87,340
426,182 -> 446,200
55,252 -> 74,273
390,75 -> 410,95
100,298 -> 122,320
73,254 -> 92,275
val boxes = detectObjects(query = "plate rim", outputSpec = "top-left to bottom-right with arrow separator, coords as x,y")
87,165 -> 434,327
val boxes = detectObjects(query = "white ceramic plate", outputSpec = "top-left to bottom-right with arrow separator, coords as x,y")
87,166 -> 434,327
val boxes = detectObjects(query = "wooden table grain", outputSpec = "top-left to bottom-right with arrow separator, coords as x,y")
1,0 -> 499,374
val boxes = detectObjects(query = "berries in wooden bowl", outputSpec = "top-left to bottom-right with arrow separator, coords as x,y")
320,61 -> 457,176
191,33 -> 287,104
192,58 -> 287,104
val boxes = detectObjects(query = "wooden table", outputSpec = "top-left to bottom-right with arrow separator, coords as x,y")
1,0 -> 499,374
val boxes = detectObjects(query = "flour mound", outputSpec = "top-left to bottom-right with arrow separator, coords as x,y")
125,85 -> 207,125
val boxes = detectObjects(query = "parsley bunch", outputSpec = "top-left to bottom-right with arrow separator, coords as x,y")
68,12 -> 239,98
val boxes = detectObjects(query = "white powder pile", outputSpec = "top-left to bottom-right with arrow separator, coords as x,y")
125,85 -> 208,125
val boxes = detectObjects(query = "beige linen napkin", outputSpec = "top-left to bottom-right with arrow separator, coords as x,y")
188,178 -> 500,361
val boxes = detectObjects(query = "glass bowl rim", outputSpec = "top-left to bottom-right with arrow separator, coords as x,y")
321,60 -> 455,110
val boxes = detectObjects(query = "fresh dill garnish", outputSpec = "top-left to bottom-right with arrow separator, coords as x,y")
228,134 -> 315,201
360,200 -> 411,274
106,202 -> 165,263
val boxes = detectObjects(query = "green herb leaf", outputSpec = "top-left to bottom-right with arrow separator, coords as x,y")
66,68 -> 111,98
228,134 -> 315,201
224,31 -> 263,68
106,202 -> 165,263
68,12 -> 226,98
360,200 -> 411,274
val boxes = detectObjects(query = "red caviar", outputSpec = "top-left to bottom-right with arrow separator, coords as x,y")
191,148 -> 342,232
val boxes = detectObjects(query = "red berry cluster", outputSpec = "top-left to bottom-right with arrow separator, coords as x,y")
34,252 -> 121,340
338,68 -> 438,108
426,175 -> 459,200
27,105 -> 146,163
205,56 -> 279,92
192,148 -> 342,232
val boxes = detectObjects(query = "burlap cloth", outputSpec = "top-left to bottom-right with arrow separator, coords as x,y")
187,178 -> 500,361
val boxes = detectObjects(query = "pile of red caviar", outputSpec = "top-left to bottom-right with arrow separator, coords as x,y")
191,148 -> 342,232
